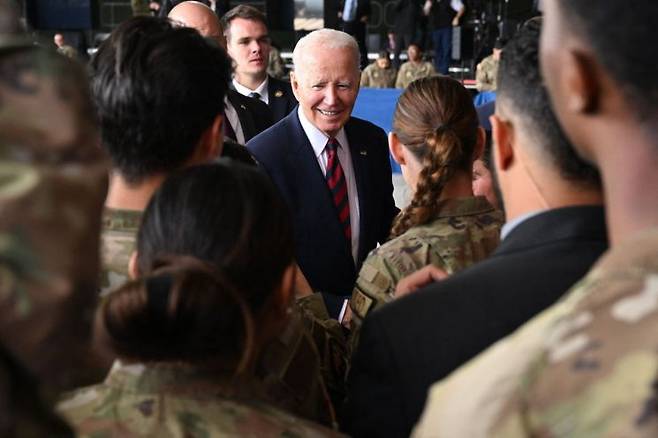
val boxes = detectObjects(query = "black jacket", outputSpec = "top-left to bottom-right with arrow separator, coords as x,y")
226,89 -> 273,143
345,206 -> 608,437
266,76 -> 297,123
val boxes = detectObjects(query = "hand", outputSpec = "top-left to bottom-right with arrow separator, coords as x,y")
452,16 -> 460,26
340,303 -> 353,329
360,15 -> 368,23
394,265 -> 448,298
294,263 -> 313,298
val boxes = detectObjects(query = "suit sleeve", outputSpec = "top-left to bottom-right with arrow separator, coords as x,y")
344,313 -> 407,437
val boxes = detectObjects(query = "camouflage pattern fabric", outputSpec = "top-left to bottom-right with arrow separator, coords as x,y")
0,39 -> 108,436
131,0 -> 151,16
476,54 -> 498,92
267,46 -> 287,80
295,293 -> 348,421
395,61 -> 436,89
56,45 -> 78,60
100,208 -> 142,296
100,213 -> 345,426
412,227 -> 658,438
58,361 -> 344,437
360,63 -> 397,88
349,196 -> 503,344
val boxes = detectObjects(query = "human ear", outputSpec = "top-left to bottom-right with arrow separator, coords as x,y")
563,50 -> 601,114
490,114 -> 514,172
472,126 -> 486,161
196,114 -> 224,162
290,71 -> 301,102
276,264 -> 296,316
128,251 -> 139,280
388,132 -> 406,165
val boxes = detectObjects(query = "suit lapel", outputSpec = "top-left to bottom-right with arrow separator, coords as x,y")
268,79 -> 286,121
228,93 -> 257,142
288,112 -> 353,263
345,119 -> 370,262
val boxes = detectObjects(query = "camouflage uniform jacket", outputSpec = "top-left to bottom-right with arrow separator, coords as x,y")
100,208 -> 345,426
58,361 -> 344,437
360,63 -> 397,88
412,227 -> 658,438
395,61 -> 436,89
350,196 -> 503,341
100,208 -> 142,296
1,38 -> 108,437
476,54 -> 498,92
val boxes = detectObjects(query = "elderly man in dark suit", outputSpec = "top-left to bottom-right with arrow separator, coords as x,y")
247,29 -> 398,318
222,5 -> 296,123
345,18 -> 607,438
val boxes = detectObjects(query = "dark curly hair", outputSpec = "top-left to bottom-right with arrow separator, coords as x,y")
389,76 -> 478,238
497,17 -> 600,188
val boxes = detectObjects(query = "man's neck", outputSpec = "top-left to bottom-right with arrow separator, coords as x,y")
234,72 -> 267,91
105,172 -> 166,212
599,134 -> 658,247
502,167 -> 603,226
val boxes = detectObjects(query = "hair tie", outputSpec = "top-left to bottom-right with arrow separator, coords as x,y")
434,124 -> 453,136
146,274 -> 173,316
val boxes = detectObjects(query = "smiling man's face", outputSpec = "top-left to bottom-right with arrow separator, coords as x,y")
291,46 -> 360,138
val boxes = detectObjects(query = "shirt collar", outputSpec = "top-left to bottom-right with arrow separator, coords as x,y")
232,76 -> 269,101
297,106 -> 349,156
501,209 -> 545,240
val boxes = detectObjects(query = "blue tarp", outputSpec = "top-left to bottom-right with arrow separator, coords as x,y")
352,87 -> 404,173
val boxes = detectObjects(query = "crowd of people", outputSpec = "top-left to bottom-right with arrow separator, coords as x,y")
1,0 -> 658,436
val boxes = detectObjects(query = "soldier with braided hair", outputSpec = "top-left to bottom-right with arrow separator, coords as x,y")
347,76 -> 503,342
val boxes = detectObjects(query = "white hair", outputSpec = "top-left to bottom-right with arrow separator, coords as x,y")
292,29 -> 360,76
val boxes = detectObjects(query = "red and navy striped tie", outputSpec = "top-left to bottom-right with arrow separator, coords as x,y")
325,138 -> 352,247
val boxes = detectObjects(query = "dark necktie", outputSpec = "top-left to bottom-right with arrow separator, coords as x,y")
325,138 -> 352,246
249,92 -> 261,100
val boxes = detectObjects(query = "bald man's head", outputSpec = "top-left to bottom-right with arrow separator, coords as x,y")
168,1 -> 225,48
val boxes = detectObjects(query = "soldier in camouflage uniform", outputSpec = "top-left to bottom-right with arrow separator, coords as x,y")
348,75 -> 503,345
412,1 -> 658,436
58,262 -> 343,437
131,0 -> 151,16
92,17 -> 347,426
360,50 -> 397,88
395,43 -> 436,88
349,197 -> 502,340
0,18 -> 108,437
475,38 -> 503,92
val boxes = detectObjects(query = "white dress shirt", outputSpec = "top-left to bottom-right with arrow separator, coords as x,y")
223,96 -> 245,144
232,77 -> 269,104
297,106 -> 360,263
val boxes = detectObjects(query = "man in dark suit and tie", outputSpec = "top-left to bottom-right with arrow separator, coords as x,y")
168,1 -> 273,143
247,29 -> 398,318
345,18 -> 607,437
339,0 -> 371,70
222,5 -> 297,123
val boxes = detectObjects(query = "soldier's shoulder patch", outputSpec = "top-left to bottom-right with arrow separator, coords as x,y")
351,289 -> 374,319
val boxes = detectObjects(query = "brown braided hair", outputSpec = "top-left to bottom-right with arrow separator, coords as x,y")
389,76 -> 479,238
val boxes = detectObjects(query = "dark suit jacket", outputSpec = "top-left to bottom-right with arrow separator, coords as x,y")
345,206 -> 608,437
226,89 -> 273,143
267,76 -> 297,123
247,110 -> 398,318
338,0 -> 371,21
